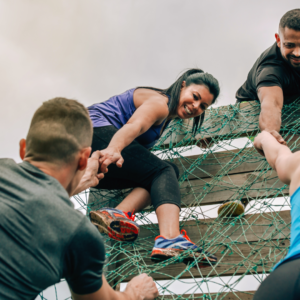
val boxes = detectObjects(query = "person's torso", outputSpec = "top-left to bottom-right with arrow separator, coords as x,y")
273,186 -> 300,270
0,159 -> 87,300
88,88 -> 171,149
236,43 -> 300,102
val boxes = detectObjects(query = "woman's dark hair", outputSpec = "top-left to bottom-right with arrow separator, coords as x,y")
138,68 -> 220,134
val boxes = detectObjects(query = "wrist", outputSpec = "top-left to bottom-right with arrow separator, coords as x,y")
122,289 -> 136,300
107,145 -> 122,153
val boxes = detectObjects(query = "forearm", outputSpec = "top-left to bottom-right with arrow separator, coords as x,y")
261,134 -> 291,170
71,172 -> 92,196
259,101 -> 282,132
108,123 -> 143,151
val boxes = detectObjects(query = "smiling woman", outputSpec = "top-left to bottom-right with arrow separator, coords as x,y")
88,69 -> 220,268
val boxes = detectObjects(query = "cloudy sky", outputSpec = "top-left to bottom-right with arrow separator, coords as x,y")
1,0 -> 299,162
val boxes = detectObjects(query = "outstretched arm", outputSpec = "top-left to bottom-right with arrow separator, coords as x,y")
257,86 -> 286,145
71,274 -> 159,300
254,131 -> 300,195
71,151 -> 106,196
98,97 -> 169,172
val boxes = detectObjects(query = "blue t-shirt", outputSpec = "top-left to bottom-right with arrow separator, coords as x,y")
274,186 -> 300,270
88,88 -> 171,149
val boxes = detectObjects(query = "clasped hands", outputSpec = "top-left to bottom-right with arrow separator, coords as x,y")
254,130 -> 286,156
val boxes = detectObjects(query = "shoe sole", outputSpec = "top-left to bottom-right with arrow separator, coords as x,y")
218,201 -> 245,217
90,211 -> 139,242
150,248 -> 217,268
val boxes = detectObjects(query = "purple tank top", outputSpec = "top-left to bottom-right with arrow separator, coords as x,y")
88,88 -> 171,149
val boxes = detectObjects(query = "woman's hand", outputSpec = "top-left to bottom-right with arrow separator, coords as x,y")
99,147 -> 124,173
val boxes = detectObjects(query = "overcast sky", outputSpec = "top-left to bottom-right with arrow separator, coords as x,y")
1,0 -> 299,162
1,1 -> 299,299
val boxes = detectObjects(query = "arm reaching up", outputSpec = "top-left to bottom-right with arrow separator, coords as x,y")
254,131 -> 300,195
71,151 -> 107,196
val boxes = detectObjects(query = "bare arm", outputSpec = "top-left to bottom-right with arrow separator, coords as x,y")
254,131 -> 300,195
99,97 -> 169,172
71,151 -> 106,196
71,274 -> 158,300
257,86 -> 285,145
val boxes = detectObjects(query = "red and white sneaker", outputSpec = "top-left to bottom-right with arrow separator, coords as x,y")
89,207 -> 139,242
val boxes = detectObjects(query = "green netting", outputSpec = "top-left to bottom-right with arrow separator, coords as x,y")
39,100 -> 300,300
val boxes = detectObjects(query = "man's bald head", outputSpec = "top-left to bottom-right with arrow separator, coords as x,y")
25,97 -> 92,164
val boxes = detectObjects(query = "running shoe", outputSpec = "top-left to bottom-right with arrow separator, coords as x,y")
90,207 -> 139,242
150,229 -> 217,268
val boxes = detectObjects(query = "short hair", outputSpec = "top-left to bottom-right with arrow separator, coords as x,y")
26,97 -> 93,163
279,9 -> 300,31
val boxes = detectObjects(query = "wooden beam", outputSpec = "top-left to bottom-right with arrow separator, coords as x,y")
115,240 -> 288,282
180,169 -> 288,207
173,148 -> 264,180
113,211 -> 290,281
160,100 -> 300,148
158,291 -> 255,300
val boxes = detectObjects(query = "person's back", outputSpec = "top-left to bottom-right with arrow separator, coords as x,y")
0,146 -> 105,297
0,97 -> 158,300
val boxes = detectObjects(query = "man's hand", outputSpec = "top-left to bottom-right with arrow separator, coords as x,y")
267,130 -> 286,146
71,151 -> 107,196
84,151 -> 107,187
124,274 -> 159,300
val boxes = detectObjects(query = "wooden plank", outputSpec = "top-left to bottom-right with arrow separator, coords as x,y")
138,210 -> 290,244
173,148 -> 264,180
180,169 -> 288,207
114,211 -> 290,281
116,240 -> 288,282
159,291 -> 255,300
160,100 -> 300,147
160,102 -> 260,147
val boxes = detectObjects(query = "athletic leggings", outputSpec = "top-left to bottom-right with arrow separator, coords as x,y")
91,126 -> 181,211
253,258 -> 300,300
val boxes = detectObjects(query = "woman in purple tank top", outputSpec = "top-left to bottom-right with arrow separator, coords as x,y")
89,69 -> 220,268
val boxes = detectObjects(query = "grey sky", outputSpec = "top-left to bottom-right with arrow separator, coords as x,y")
0,0 -> 300,161
1,0 -> 299,162
1,1 -> 299,299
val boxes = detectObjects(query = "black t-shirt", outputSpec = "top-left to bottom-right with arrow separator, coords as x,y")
0,159 -> 105,300
236,42 -> 300,103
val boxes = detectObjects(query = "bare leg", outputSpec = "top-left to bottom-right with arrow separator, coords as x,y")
116,187 -> 151,212
156,204 -> 180,239
116,188 -> 180,239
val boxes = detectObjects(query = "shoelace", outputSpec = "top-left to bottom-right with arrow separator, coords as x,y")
124,210 -> 136,221
181,229 -> 193,242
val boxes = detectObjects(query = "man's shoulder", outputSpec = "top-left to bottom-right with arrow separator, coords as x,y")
257,43 -> 286,70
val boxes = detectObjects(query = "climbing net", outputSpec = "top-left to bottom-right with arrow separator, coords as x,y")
39,99 -> 300,300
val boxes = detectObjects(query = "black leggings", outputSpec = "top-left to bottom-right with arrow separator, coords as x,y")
253,258 -> 300,300
91,126 -> 181,211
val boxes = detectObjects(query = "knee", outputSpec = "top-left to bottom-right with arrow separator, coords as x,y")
167,162 -> 180,179
158,162 -> 179,179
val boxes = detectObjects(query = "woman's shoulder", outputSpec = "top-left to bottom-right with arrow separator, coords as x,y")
133,88 -> 169,109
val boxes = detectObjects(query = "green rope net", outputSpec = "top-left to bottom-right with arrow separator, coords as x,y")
38,99 -> 300,300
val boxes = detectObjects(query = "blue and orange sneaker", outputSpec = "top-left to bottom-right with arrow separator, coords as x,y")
150,229 -> 217,268
90,207 -> 139,242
